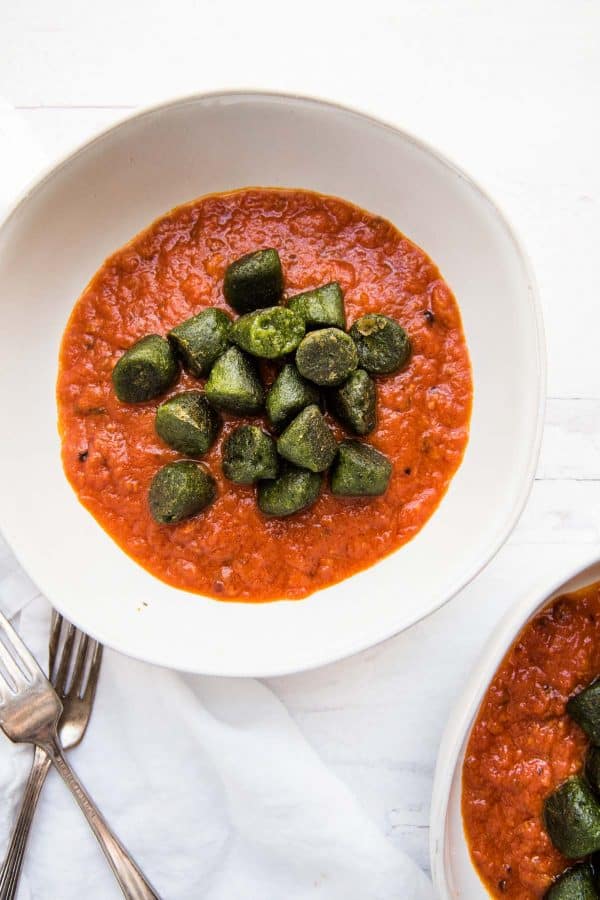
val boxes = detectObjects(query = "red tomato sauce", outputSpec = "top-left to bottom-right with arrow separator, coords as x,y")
462,582 -> 600,898
57,188 -> 472,601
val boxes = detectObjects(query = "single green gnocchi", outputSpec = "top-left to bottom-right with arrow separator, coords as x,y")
168,308 -> 232,377
349,314 -> 411,374
155,391 -> 219,457
330,369 -> 376,435
331,440 -> 392,497
277,405 -> 337,473
287,281 -> 345,330
257,465 -> 321,517
148,460 -> 217,524
544,776 -> 600,859
545,863 -> 599,899
265,363 -> 320,430
295,327 -> 358,387
567,679 -> 600,745
223,248 -> 283,314
205,347 -> 264,414
222,425 -> 278,484
112,334 -> 178,403
230,306 -> 305,359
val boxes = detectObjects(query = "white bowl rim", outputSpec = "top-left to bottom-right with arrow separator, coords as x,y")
0,89 -> 546,676
429,548 -> 600,898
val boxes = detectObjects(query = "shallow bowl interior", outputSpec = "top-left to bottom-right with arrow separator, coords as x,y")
430,553 -> 600,898
0,92 -> 544,675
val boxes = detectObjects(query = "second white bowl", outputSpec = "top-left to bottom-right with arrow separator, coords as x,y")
430,551 -> 600,898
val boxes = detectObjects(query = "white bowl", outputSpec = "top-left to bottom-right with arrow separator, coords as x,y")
430,551 -> 600,898
0,91 -> 545,676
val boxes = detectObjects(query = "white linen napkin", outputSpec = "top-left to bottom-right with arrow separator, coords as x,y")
0,105 -> 434,900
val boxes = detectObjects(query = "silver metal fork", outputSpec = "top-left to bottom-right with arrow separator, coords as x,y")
0,611 -> 160,900
0,612 -> 103,899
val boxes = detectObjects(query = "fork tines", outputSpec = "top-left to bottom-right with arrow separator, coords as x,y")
50,613 -> 102,701
0,612 -> 41,700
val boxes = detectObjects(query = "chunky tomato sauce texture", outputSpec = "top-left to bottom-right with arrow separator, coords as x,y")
463,582 -> 600,898
57,188 -> 472,601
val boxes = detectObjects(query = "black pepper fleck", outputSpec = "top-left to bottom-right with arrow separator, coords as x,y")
498,880 -> 507,892
404,467 -> 412,475
76,406 -> 107,417
424,309 -> 435,324
78,450 -> 89,462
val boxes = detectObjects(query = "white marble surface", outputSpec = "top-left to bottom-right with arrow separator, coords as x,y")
1,0 -> 599,884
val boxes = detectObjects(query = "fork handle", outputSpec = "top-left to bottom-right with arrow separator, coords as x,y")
42,739 -> 161,900
0,745 -> 52,900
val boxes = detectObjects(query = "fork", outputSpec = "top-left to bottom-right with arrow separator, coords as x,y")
0,613 -> 103,899
0,611 -> 159,900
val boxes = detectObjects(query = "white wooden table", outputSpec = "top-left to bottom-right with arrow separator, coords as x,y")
1,0 -> 599,879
